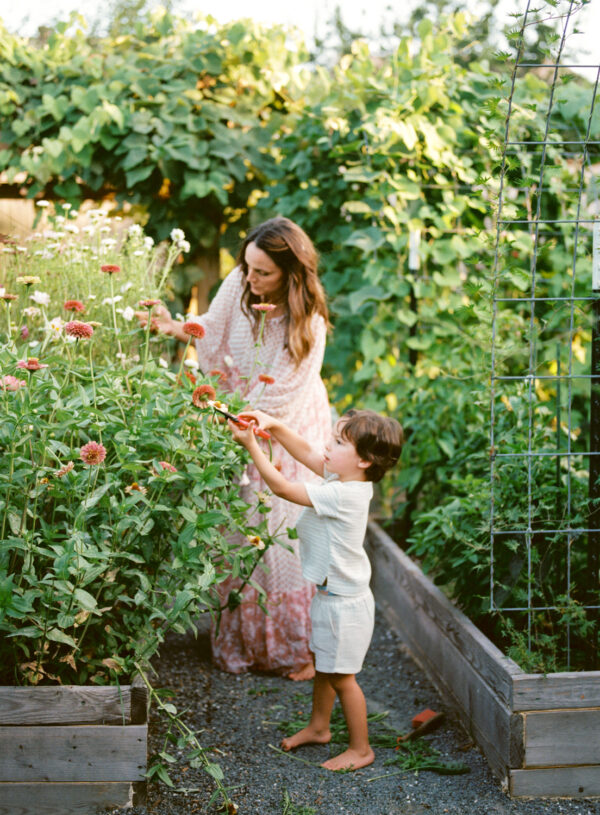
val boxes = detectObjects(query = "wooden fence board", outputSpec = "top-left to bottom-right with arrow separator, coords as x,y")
0,725 -> 147,782
0,686 -> 133,726
0,782 -> 145,814
524,710 -> 600,767
510,766 -> 600,798
513,673 -> 600,711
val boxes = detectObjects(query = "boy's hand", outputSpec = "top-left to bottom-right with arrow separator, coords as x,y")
238,409 -> 276,431
227,419 -> 259,448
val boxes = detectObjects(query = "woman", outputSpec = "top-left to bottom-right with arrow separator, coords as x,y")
140,217 -> 331,679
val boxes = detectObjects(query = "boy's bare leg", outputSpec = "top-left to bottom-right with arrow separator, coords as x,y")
281,671 -> 335,750
321,673 -> 374,771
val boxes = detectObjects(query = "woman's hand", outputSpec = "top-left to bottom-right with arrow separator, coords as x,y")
238,409 -> 277,431
135,303 -> 176,335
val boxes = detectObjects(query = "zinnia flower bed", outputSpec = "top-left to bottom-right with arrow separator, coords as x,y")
0,212 -> 275,809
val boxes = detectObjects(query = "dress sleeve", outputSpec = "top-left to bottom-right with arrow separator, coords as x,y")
245,313 -> 327,417
193,267 -> 244,372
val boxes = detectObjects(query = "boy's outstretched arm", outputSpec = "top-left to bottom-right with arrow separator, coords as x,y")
238,410 -> 324,477
228,420 -> 313,507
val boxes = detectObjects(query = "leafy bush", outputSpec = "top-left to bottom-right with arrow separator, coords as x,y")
0,221 -> 275,686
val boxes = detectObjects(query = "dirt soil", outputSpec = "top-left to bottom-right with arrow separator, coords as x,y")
104,609 -> 600,815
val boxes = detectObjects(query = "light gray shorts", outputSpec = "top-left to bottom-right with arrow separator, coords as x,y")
309,589 -> 375,675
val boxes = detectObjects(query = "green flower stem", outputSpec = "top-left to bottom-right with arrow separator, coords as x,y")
133,664 -> 235,810
175,336 -> 192,384
242,311 -> 268,397
108,273 -> 124,360
140,306 -> 154,384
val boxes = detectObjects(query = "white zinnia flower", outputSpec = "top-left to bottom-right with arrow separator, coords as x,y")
158,357 -> 169,369
47,317 -> 65,335
183,359 -> 199,370
144,236 -> 154,249
170,228 -> 185,243
128,224 -> 143,237
179,240 -> 191,253
30,290 -> 50,306
36,199 -> 50,208
102,296 -> 122,305
224,355 -> 234,367
121,306 -> 135,321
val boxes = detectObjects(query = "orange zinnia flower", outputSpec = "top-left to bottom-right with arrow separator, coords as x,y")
183,321 -> 205,339
192,384 -> 217,407
258,374 -> 275,385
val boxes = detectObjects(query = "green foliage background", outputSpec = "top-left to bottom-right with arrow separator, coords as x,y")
1,2 -> 598,667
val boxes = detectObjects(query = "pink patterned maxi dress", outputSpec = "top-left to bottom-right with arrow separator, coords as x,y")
193,267 -> 331,674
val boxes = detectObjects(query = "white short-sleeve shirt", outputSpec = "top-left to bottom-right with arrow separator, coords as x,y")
296,475 -> 373,596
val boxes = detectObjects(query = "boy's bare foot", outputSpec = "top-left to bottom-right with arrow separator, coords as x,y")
321,747 -> 375,772
281,725 -> 331,751
288,661 -> 315,681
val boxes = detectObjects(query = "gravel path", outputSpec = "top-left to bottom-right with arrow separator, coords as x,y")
105,609 -> 600,815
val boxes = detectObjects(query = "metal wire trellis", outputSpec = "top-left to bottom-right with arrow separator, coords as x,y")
489,0 -> 600,670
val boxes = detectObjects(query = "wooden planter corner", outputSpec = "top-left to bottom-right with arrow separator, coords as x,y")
366,520 -> 600,799
0,677 -> 148,814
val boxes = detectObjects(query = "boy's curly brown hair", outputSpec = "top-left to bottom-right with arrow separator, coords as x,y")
340,409 -> 403,483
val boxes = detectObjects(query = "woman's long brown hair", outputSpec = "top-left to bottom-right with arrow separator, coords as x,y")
237,217 -> 329,365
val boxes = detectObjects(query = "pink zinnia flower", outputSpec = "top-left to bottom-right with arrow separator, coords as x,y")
258,374 -> 275,385
65,320 -> 94,338
55,461 -> 74,478
192,384 -> 216,407
1,375 -> 27,391
139,299 -> 161,308
0,292 -> 17,301
20,326 -> 29,340
16,358 -> 48,371
183,321 -> 205,339
158,461 -> 177,473
251,303 -> 277,312
100,264 -> 121,274
64,299 -> 85,313
80,441 -> 107,465
210,369 -> 228,382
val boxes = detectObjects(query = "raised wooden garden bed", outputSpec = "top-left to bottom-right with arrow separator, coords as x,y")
0,678 -> 148,814
366,520 -> 600,799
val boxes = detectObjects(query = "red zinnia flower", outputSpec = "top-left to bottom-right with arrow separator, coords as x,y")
258,374 -> 275,385
100,264 -> 121,274
139,299 -> 161,308
251,303 -> 277,312
192,384 -> 216,407
183,321 -> 205,339
1,375 -> 27,391
210,369 -> 228,382
80,441 -> 107,465
0,293 -> 17,301
64,299 -> 85,313
65,320 -> 94,338
16,358 -> 48,371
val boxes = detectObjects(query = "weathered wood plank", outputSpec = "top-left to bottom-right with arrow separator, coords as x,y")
0,782 -> 145,814
513,673 -> 600,711
0,686 -> 133,726
0,725 -> 147,782
366,522 -> 515,782
510,765 -> 600,798
367,522 -> 521,707
130,674 -> 149,725
524,709 -> 600,767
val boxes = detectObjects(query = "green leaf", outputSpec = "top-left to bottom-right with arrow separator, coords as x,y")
46,628 -> 78,648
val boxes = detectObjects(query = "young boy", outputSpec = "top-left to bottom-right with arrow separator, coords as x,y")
228,407 -> 403,772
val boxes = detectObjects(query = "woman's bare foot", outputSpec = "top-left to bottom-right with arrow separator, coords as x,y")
321,747 -> 375,771
281,725 -> 331,751
288,661 -> 315,681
